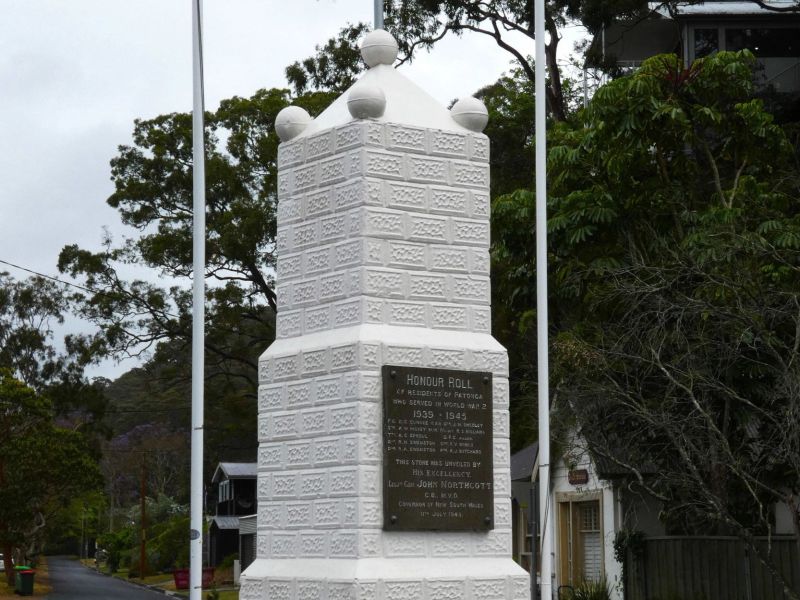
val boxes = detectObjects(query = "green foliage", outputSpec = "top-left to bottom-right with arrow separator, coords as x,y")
569,578 -> 612,600
148,513 -> 190,571
98,527 -> 136,573
286,23 -> 370,95
218,552 -> 238,570
0,272 -> 98,389
493,50 -> 800,588
0,370 -> 102,566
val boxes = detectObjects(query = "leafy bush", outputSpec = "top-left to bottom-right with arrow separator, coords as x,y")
219,553 -> 238,570
569,578 -> 611,600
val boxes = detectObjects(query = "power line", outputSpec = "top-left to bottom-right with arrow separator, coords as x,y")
0,258 -> 100,296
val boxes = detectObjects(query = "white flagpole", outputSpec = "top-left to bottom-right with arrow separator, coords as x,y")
190,0 -> 206,599
374,0 -> 384,29
534,0 -> 552,597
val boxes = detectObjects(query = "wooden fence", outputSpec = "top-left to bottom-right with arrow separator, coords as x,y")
626,536 -> 800,600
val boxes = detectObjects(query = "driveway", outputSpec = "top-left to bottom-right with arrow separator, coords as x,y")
45,556 -> 167,599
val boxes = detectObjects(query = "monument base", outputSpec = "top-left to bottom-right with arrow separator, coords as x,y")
240,557 -> 529,599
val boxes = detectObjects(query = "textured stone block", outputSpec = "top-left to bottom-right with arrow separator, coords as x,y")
364,149 -> 405,180
472,307 -> 491,333
469,579 -> 506,599
301,408 -> 329,436
334,300 -> 362,328
364,208 -> 405,238
319,273 -> 346,301
258,384 -> 283,412
330,532 -> 359,558
388,124 -> 427,152
384,533 -> 427,557
452,275 -> 490,304
306,131 -> 334,160
278,254 -> 303,280
427,580 -> 466,600
314,499 -> 342,528
471,248 -> 491,274
258,443 -> 283,468
305,188 -> 332,218
277,197 -> 302,223
451,161 -> 489,189
294,163 -> 318,191
278,169 -> 293,199
313,437 -> 341,466
335,240 -> 363,268
304,306 -> 332,333
385,580 -> 423,600
431,130 -> 469,158
387,182 -> 427,211
286,441 -> 312,468
452,219 -> 490,247
408,214 -> 448,242
299,470 -> 329,498
429,348 -> 467,368
302,349 -> 328,375
364,269 -> 404,298
283,381 -> 311,409
291,279 -> 318,306
320,214 -> 347,243
269,579 -> 296,597
335,122 -> 365,151
430,187 -> 468,215
470,134 -> 490,162
319,155 -> 348,186
388,241 -> 426,270
277,310 -> 302,338
389,301 -> 427,326
471,191 -> 490,218
408,155 -> 448,184
408,273 -> 447,300
430,246 -> 469,272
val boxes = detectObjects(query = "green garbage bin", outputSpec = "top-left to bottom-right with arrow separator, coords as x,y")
17,569 -> 35,596
13,566 -> 30,593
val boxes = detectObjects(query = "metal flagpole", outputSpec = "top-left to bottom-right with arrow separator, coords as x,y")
374,0 -> 384,29
190,0 -> 206,599
534,0 -> 552,596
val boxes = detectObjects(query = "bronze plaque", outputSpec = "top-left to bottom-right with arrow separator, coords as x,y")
382,365 -> 494,531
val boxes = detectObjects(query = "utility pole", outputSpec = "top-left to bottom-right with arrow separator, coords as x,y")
140,457 -> 147,581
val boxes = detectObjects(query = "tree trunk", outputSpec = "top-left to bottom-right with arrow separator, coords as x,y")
544,17 -> 566,122
3,542 -> 13,586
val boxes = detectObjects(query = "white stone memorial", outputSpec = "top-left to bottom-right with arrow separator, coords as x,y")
240,30 -> 529,600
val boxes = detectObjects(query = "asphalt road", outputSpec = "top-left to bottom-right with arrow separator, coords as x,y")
45,556 -> 167,599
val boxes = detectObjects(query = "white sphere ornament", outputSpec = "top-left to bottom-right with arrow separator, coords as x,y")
450,96 -> 489,132
360,29 -> 399,67
347,85 -> 387,120
274,106 -> 312,142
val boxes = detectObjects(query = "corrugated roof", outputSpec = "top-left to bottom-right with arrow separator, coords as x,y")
651,1 -> 799,17
211,516 -> 240,530
212,462 -> 257,483
510,442 -> 538,482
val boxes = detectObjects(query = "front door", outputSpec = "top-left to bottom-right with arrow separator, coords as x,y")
558,498 -> 603,586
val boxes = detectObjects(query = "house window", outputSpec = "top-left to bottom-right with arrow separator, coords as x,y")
726,28 -> 800,58
218,480 -> 231,503
580,503 -> 602,581
694,28 -> 719,59
558,498 -> 604,586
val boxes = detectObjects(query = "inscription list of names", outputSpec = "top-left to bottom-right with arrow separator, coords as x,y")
382,365 -> 494,531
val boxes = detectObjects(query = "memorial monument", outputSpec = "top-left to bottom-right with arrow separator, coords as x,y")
240,29 -> 529,600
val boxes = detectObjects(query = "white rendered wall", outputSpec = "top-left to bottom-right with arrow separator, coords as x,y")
551,436 -> 623,600
240,118 -> 528,599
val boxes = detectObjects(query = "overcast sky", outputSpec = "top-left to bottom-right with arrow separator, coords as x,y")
0,1 -> 577,379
